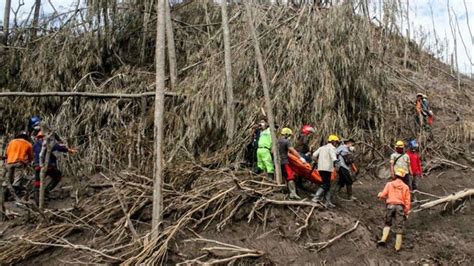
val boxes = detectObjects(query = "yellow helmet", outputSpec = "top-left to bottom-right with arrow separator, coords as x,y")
328,134 -> 340,142
394,168 -> 406,178
395,140 -> 405,148
281,128 -> 293,136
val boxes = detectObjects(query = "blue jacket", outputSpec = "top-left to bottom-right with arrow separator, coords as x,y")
33,140 -> 68,167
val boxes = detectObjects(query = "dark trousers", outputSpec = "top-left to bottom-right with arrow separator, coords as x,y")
337,167 -> 353,188
320,171 -> 332,192
34,167 -> 62,192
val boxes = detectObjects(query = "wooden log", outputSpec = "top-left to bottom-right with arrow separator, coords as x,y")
413,189 -> 474,212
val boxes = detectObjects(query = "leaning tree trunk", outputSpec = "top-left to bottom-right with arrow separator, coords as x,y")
140,0 -> 152,63
221,0 -> 235,140
244,2 -> 282,185
152,0 -> 166,239
39,132 -> 54,209
403,0 -> 410,68
32,0 -> 41,39
2,0 -> 11,44
165,1 -> 178,89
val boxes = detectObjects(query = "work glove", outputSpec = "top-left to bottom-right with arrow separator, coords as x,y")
68,148 -> 78,154
404,214 -> 409,220
300,157 -> 307,164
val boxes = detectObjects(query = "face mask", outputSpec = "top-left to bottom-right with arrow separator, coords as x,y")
349,146 -> 355,152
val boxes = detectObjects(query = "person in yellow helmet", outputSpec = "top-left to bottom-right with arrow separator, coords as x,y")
377,168 -> 411,251
311,134 -> 340,208
390,140 -> 413,187
279,128 -> 306,200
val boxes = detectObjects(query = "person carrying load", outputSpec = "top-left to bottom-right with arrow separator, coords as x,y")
377,168 -> 411,251
278,128 -> 306,200
294,125 -> 316,162
311,135 -> 340,208
336,138 -> 358,201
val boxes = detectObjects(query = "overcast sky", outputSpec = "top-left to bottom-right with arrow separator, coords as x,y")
1,0 -> 473,74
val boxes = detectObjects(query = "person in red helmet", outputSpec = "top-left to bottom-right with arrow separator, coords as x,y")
294,125 -> 316,162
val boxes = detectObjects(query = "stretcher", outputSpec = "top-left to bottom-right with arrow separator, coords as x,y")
288,153 -> 337,184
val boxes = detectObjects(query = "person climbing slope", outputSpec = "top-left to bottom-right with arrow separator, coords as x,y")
406,140 -> 423,200
278,128 -> 306,200
312,134 -> 339,208
377,168 -> 411,251
390,140 -> 413,188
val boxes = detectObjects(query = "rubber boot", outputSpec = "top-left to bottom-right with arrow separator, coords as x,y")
324,191 -> 336,208
347,185 -> 357,201
288,180 -> 301,200
312,187 -> 324,203
395,234 -> 403,251
377,226 -> 390,245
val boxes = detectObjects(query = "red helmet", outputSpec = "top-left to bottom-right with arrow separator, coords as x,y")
301,125 -> 315,136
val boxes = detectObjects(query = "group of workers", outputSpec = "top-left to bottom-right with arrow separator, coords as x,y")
0,116 -> 76,211
253,121 -> 358,208
251,117 -> 425,252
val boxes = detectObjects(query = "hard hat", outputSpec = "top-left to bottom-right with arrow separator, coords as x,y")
416,93 -> 423,97
281,128 -> 293,136
394,168 -> 406,178
328,134 -> 340,142
408,140 -> 418,149
422,94 -> 428,99
301,125 -> 315,135
36,130 -> 45,138
29,116 -> 41,128
395,140 -> 405,148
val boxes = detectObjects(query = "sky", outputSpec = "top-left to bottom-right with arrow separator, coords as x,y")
1,0 -> 473,74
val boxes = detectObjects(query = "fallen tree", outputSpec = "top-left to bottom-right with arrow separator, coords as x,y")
413,189 -> 474,212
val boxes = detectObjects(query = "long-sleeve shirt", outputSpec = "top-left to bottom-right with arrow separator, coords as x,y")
5,138 -> 33,164
378,179 -> 411,214
406,150 -> 423,176
33,140 -> 69,167
312,143 -> 337,172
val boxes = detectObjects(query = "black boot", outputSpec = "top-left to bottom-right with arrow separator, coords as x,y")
347,185 -> 356,201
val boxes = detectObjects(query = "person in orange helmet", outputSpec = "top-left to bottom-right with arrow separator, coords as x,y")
377,168 -> 411,251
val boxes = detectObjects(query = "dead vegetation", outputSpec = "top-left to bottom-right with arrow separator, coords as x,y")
0,1 -> 473,264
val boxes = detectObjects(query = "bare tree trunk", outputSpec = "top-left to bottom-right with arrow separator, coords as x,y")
221,0 -> 235,140
244,2 -> 282,185
165,1 -> 178,89
32,0 -> 41,38
447,1 -> 461,90
140,0 -> 152,63
3,0 -> 11,44
39,132 -> 54,209
152,0 -> 166,238
403,0 -> 410,68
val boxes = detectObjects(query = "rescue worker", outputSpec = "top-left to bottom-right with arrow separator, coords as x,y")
390,141 -> 413,187
278,128 -> 306,200
415,93 -> 433,129
406,140 -> 423,200
256,123 -> 274,180
294,125 -> 316,162
33,131 -> 76,203
311,135 -> 339,208
2,131 -> 34,202
336,138 -> 357,201
28,116 -> 42,139
377,168 -> 411,251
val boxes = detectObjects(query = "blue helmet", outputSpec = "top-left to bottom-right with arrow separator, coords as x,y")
29,116 -> 41,128
408,140 -> 419,149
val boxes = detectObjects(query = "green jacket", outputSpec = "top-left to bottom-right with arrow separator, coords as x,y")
258,128 -> 272,149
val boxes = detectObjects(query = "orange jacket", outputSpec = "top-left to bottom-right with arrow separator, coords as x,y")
415,99 -> 422,114
378,179 -> 411,214
5,138 -> 33,165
